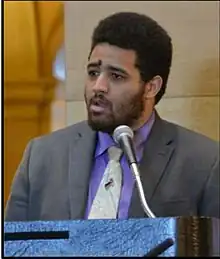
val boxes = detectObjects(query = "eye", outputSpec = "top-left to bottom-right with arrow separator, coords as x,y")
88,70 -> 99,79
111,73 -> 125,81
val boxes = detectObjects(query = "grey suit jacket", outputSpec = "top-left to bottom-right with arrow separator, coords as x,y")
5,114 -> 220,221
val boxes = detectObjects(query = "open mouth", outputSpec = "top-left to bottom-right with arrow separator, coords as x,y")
89,99 -> 109,113
90,104 -> 106,113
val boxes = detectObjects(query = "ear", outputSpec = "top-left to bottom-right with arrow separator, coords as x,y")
144,75 -> 163,99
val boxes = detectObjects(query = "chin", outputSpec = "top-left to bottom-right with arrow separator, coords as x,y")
87,118 -> 116,134
87,111 -> 135,134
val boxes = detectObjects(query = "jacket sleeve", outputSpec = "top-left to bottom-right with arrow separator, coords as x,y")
199,155 -> 220,218
4,140 -> 34,221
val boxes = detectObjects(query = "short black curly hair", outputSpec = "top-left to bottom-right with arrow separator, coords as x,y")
90,12 -> 173,105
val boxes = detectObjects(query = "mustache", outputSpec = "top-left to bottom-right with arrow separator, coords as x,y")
89,93 -> 111,107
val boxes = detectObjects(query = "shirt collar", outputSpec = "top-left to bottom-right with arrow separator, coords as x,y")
95,110 -> 156,158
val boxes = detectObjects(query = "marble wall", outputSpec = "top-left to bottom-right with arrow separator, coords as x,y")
64,1 -> 219,141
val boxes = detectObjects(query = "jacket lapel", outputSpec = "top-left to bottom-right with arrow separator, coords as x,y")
68,122 -> 96,219
128,113 -> 176,218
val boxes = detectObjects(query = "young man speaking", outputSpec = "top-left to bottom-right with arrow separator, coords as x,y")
5,12 -> 219,221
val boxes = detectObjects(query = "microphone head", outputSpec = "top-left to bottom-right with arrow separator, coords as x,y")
113,125 -> 134,144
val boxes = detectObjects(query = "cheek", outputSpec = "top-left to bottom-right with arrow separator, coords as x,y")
84,84 -> 92,98
111,95 -> 128,114
84,91 -> 90,107
111,90 -> 139,113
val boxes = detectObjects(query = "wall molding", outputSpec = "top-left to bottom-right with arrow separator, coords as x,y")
4,78 -> 57,104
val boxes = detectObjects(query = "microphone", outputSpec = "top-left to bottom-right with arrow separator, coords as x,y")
113,125 -> 137,165
113,125 -> 156,218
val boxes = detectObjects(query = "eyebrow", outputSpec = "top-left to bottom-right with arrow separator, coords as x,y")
87,62 -> 100,70
87,62 -> 129,76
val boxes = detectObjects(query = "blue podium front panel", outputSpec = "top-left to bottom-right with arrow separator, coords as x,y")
4,218 -> 176,257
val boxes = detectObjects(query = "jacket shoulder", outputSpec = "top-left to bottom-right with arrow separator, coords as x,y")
30,120 -> 92,150
165,119 -> 219,162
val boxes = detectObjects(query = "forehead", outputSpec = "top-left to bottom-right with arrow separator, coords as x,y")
88,43 -> 137,71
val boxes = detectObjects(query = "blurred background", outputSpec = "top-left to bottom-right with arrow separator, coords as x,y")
4,1 -> 65,206
4,1 -> 219,207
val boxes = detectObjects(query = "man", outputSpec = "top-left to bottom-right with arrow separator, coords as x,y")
5,12 -> 219,221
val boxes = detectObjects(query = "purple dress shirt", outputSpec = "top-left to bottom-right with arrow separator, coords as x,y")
85,111 -> 155,219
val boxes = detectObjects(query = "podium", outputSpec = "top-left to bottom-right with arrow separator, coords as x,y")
4,216 -> 220,257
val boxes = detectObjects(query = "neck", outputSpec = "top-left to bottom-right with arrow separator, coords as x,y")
131,108 -> 154,132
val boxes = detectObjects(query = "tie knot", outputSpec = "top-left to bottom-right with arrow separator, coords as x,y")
108,146 -> 123,162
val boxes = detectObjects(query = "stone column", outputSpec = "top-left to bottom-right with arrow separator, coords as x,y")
4,79 -> 56,205
64,1 -> 219,141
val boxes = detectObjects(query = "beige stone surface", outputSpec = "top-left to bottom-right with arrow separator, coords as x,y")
65,69 -> 86,101
157,96 -> 219,141
66,101 -> 87,126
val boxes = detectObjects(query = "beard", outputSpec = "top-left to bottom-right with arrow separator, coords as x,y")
84,87 -> 145,134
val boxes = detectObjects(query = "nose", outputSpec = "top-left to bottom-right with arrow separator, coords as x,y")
92,74 -> 109,94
